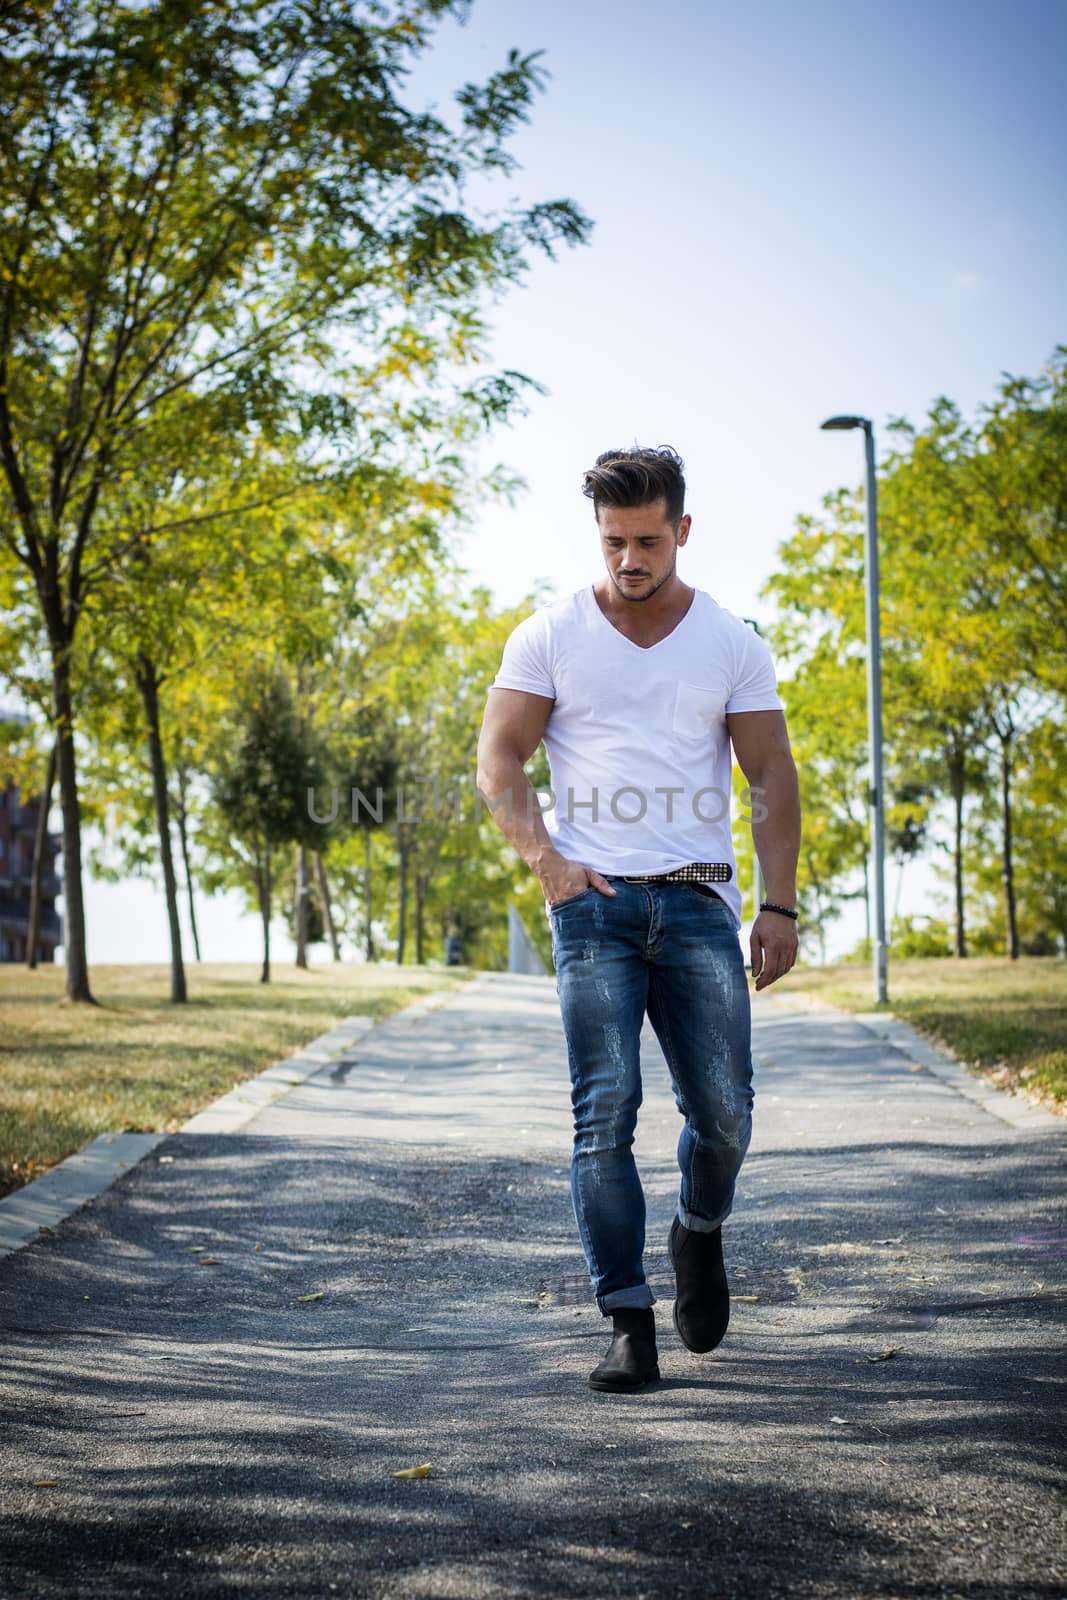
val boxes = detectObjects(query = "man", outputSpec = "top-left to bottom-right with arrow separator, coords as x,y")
476,445 -> 801,1392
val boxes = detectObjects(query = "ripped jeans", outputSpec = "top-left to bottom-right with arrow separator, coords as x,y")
548,877 -> 754,1315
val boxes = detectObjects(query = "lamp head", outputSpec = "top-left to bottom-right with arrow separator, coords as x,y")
820,415 -> 869,432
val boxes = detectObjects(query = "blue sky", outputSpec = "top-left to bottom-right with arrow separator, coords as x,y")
405,0 -> 1066,621
82,0 -> 1066,965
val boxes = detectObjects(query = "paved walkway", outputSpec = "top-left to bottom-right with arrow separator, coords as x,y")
0,974 -> 1063,1599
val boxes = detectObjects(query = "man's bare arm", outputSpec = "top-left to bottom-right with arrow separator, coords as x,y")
476,688 -> 616,905
726,708 -> 801,989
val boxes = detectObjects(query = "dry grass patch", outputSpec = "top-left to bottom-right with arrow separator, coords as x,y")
0,961 -> 469,1198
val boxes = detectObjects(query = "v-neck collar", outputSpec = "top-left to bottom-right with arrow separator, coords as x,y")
588,583 -> 700,653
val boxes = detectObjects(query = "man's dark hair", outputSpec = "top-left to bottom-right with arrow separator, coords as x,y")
581,445 -> 686,528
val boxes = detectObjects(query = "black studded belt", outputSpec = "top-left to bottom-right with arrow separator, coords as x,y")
620,862 -> 733,884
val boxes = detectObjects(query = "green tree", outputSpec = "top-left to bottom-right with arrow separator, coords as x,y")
765,353 -> 1065,964
209,669 -> 325,983
763,494 -> 889,959
968,350 -> 1067,697
0,0 -> 591,1000
963,716 -> 1067,956
879,392 -> 1051,957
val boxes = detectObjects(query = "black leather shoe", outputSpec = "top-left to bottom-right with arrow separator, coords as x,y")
588,1307 -> 660,1392
669,1215 -> 730,1353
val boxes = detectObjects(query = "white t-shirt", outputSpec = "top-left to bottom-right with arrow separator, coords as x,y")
491,584 -> 784,930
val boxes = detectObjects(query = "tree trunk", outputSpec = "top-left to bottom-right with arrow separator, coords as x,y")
294,845 -> 309,969
363,827 -> 375,961
26,738 -> 57,970
948,743 -> 967,958
258,846 -> 272,983
414,870 -> 428,965
805,853 -> 826,966
892,857 -> 906,925
862,854 -> 870,945
51,648 -> 94,1003
174,761 -> 202,962
135,651 -> 186,1003
1054,892 -> 1067,960
999,728 -> 1019,961
396,841 -> 408,965
315,851 -> 341,961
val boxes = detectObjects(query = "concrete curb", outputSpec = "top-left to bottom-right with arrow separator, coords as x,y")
179,1014 -> 376,1134
0,1132 -> 168,1257
762,990 -> 1064,1135
0,983 -> 476,1262
851,1009 -> 1064,1134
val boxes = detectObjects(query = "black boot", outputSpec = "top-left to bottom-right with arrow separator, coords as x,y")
588,1306 -> 660,1392
669,1215 -> 730,1353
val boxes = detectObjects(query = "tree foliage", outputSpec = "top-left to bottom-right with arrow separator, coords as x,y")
763,347 -> 1067,963
0,0 -> 591,997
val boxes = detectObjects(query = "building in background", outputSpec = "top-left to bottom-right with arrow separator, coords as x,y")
0,777 -> 63,960
0,742 -> 63,964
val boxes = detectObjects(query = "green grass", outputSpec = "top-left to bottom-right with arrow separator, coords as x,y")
0,961 -> 469,1200
787,955 -> 1067,1112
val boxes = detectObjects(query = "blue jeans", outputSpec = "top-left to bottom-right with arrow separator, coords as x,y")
548,877 -> 754,1315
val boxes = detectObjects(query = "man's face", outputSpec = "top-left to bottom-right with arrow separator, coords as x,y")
598,497 -> 691,603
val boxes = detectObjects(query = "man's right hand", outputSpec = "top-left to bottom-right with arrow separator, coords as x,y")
538,855 -> 617,907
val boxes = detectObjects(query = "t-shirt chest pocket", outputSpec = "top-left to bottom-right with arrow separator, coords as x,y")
672,680 -> 727,741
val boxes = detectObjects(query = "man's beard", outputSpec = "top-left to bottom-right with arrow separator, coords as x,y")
613,560 -> 676,602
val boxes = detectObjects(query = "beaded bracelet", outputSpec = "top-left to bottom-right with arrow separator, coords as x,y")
760,901 -> 799,920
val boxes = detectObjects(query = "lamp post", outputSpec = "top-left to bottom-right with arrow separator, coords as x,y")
820,415 -> 888,1004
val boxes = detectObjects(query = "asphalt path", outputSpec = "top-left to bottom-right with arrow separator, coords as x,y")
1,972 -> 1064,1599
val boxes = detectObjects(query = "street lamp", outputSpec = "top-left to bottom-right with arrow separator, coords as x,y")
820,414 -> 888,1004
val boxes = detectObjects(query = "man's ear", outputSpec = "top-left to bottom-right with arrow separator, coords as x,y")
676,514 -> 692,546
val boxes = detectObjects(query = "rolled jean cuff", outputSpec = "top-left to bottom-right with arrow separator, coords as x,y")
677,1202 -> 732,1233
598,1285 -> 656,1314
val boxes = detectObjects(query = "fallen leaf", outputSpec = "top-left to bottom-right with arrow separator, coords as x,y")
829,1415 -> 849,1425
865,1347 -> 900,1363
679,1521 -> 694,1529
391,1463 -> 431,1479
158,1156 -> 175,1164
197,1257 -> 221,1266
254,1243 -> 264,1252
734,1294 -> 760,1302
296,1291 -> 324,1302
33,1480 -> 57,1487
